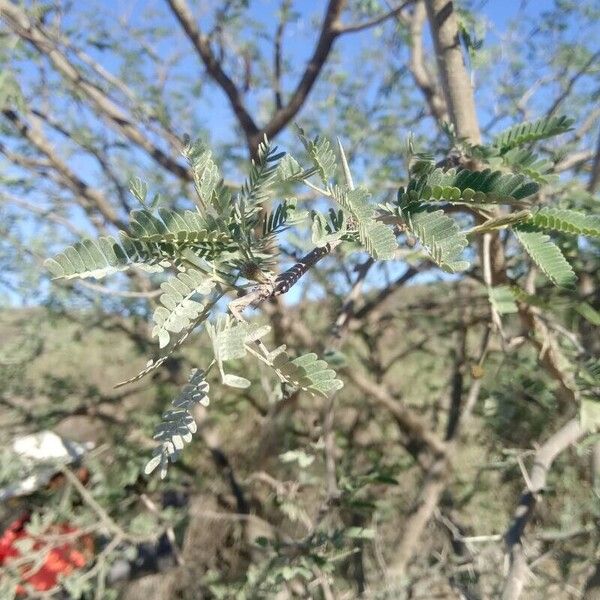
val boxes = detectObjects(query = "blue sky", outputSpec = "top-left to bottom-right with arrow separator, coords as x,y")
2,0 -> 598,307
72,0 -> 563,149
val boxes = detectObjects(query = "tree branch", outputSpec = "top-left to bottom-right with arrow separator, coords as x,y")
345,369 -> 447,458
403,1 -> 448,124
502,419 -> 585,600
273,0 -> 292,112
164,0 -> 260,144
0,0 -> 190,181
261,0 -> 347,145
2,109 -> 125,230
424,0 -> 481,143
336,1 -> 413,35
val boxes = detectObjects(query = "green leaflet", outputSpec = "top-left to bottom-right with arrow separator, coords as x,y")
144,368 -> 209,479
488,285 -> 518,314
262,199 -> 308,238
400,203 -> 469,272
311,209 -> 349,247
277,153 -> 305,182
182,140 -> 222,210
332,186 -> 397,260
493,148 -> 556,184
526,207 -> 600,238
271,350 -> 343,398
128,208 -> 233,251
152,269 -> 215,348
403,167 -> 539,204
578,359 -> 600,432
491,115 -> 574,153
129,177 -> 148,203
45,234 -> 164,280
576,302 -> 600,326
297,128 -> 337,185
206,316 -> 263,389
514,227 -> 576,287
240,137 -> 284,206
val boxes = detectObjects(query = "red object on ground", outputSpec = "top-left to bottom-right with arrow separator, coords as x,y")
0,514 -> 92,594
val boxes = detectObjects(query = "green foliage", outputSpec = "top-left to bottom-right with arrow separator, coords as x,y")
398,200 -> 469,272
152,269 -> 216,348
44,119 -> 599,481
492,148 -> 556,184
491,115 -> 574,153
297,127 -> 337,184
128,208 -> 233,253
311,209 -> 349,247
269,349 -> 344,398
262,199 -> 308,239
488,285 -> 519,314
44,234 -> 164,280
206,314 -> 255,389
277,153 -> 306,182
182,139 -> 223,210
144,368 -> 209,479
240,136 -> 285,206
514,227 -> 577,287
401,167 -> 540,204
331,186 -> 397,259
526,207 -> 600,238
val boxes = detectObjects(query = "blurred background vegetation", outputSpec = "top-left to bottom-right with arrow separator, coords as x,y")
0,0 -> 599,598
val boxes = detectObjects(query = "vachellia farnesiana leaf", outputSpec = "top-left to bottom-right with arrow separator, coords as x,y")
152,269 -> 216,348
488,285 -> 519,315
240,136 -> 285,206
514,227 -> 576,287
297,128 -> 337,185
144,369 -> 209,479
268,347 -> 344,398
128,208 -> 233,249
44,234 -> 165,280
398,197 -> 469,273
491,115 -> 574,153
402,167 -> 539,204
182,140 -> 222,210
331,186 -> 397,260
526,207 -> 600,238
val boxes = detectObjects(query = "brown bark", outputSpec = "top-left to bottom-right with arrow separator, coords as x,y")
0,0 -> 190,181
424,0 -> 481,144
502,419 -> 585,600
405,1 -> 448,124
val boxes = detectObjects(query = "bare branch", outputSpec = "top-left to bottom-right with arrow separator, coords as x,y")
425,0 -> 481,143
261,0 -> 347,145
403,1 -> 448,124
502,419 -> 585,600
31,108 -> 131,212
345,369 -> 447,458
2,109 -> 125,230
229,241 -> 342,317
0,0 -> 190,181
545,50 -> 600,118
273,0 -> 292,112
59,35 -> 182,153
0,192 -> 84,237
164,0 -> 260,144
554,149 -> 594,173
588,126 -> 600,193
336,1 -> 413,35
